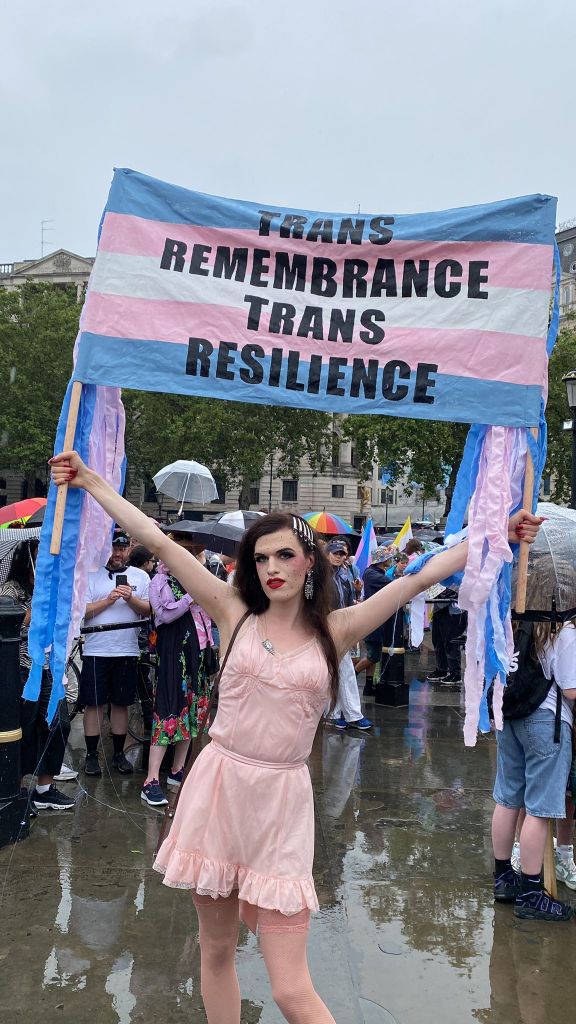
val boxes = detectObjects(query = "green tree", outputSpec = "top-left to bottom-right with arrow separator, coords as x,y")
123,390 -> 332,507
543,314 -> 576,502
0,283 -> 79,491
341,414 -> 468,517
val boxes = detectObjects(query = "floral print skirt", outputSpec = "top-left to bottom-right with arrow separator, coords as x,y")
151,613 -> 210,746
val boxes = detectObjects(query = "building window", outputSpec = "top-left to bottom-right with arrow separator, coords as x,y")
211,476 -> 226,503
380,488 -> 397,505
282,479 -> 298,502
332,445 -> 340,468
350,447 -> 358,468
331,484 -> 344,499
249,481 -> 260,505
542,474 -> 551,497
357,485 -> 364,500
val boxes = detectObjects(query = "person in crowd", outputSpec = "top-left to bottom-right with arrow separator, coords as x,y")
49,448 -> 540,1024
0,539 -> 75,809
404,538 -> 425,560
426,586 -> 467,684
492,618 -> 576,921
354,546 -> 396,697
341,538 -> 363,599
325,539 -> 372,731
141,534 -> 215,807
128,545 -> 156,576
79,531 -> 151,777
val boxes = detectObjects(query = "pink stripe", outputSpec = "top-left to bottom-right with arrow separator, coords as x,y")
82,293 -> 548,387
98,213 -> 552,292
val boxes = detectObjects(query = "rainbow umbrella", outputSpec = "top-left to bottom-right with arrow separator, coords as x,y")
0,497 -> 48,528
303,511 -> 355,535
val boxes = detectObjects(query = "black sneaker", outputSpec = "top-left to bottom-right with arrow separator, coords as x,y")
363,681 -> 375,698
141,779 -> 168,806
426,669 -> 448,681
514,887 -> 574,921
112,752 -> 134,775
442,673 -> 462,685
494,867 -> 521,903
32,785 -> 75,810
84,753 -> 102,777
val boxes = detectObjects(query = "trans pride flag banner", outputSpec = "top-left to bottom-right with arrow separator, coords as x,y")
74,168 -> 556,427
27,169 -> 560,741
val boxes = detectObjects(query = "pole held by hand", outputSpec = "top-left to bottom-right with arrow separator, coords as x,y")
50,381 -> 83,556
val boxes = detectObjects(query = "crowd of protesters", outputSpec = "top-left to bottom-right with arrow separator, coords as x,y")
4,509 -> 575,924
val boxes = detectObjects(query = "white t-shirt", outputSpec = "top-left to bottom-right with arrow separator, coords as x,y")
82,565 -> 150,657
538,622 -> 576,727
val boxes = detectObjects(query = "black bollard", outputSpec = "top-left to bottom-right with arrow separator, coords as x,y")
0,596 -> 30,848
375,608 -> 409,707
375,646 -> 409,707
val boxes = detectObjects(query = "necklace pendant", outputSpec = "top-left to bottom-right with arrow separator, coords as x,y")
262,638 -> 275,655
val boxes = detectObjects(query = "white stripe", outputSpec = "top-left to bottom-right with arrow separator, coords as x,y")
89,252 -> 550,340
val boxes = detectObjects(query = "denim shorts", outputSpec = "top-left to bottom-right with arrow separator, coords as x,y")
493,709 -> 572,818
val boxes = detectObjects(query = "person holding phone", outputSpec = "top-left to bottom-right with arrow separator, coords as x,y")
79,530 -> 151,777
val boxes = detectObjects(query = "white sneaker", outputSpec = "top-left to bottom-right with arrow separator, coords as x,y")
555,853 -> 576,890
511,841 -> 521,874
53,762 -> 79,782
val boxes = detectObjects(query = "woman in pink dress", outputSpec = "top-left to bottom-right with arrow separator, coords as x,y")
50,451 -> 541,1024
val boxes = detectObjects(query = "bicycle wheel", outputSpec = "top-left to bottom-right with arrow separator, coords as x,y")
127,655 -> 155,744
65,656 -> 81,722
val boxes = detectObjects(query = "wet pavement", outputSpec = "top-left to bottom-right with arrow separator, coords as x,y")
2,645 -> 575,1023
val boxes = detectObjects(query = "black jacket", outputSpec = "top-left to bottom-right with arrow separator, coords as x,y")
362,564 -> 403,647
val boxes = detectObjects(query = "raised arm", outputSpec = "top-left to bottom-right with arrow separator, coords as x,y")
329,511 -> 542,657
50,451 -> 246,629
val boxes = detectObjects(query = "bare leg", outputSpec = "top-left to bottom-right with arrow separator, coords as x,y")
83,704 -> 105,738
514,808 -> 526,842
145,743 -> 167,785
109,703 -> 128,735
519,814 -> 549,876
192,892 -> 241,1024
172,737 -> 191,773
260,923 -> 336,1023
492,804 -> 521,859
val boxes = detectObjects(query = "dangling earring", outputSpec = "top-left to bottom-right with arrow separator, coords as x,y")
304,568 -> 314,600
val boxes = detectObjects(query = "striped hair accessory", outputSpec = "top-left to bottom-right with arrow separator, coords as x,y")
291,515 -> 316,551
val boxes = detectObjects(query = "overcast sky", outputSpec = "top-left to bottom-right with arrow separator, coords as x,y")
1,0 -> 575,262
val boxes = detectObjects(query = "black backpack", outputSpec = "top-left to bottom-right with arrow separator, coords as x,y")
502,621 -> 562,742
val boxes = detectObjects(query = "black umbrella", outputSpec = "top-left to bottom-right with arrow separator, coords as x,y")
161,518 -> 243,556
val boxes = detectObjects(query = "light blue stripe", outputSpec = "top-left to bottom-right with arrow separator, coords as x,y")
75,333 -> 542,427
106,168 -> 557,246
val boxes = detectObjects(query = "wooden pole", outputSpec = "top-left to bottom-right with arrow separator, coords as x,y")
514,427 -> 539,614
543,819 -> 557,897
50,381 -> 83,556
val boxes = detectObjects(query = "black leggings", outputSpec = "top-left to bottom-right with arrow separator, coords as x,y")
20,668 -> 70,778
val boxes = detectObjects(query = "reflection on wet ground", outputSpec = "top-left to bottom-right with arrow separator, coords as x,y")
1,646 -> 575,1022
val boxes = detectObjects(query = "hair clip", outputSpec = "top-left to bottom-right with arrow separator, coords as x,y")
291,515 -> 316,551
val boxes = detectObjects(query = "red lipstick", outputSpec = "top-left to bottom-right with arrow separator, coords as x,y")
267,579 -> 285,589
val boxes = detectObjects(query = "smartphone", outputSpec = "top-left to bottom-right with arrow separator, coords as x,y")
116,574 -> 128,587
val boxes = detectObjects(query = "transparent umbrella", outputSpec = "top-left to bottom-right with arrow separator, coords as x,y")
153,460 -> 218,513
513,501 -> 576,620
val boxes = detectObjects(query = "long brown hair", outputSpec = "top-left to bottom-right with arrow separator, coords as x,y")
532,617 -> 576,657
234,512 -> 340,707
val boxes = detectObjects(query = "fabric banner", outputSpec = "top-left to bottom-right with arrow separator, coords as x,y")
74,168 -> 557,427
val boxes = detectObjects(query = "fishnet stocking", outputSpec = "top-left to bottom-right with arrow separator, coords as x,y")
192,892 -> 241,1024
260,926 -> 336,1023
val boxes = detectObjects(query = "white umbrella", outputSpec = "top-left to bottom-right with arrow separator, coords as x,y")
153,460 -> 218,514
0,526 -> 42,583
217,510 -> 265,528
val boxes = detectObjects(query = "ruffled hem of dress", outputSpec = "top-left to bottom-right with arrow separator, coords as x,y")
153,838 -> 319,916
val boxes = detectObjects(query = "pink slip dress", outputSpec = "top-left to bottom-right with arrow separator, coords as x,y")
153,614 -> 331,928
